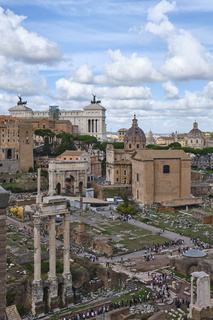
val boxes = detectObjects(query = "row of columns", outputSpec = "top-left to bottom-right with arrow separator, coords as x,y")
34,213 -> 71,282
88,119 -> 98,133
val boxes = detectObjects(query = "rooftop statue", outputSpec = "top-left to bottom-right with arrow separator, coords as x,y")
91,94 -> 101,104
17,95 -> 27,105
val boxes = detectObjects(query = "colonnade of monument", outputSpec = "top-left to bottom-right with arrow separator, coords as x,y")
88,119 -> 98,133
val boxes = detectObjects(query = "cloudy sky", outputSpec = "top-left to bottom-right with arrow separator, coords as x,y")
0,0 -> 213,134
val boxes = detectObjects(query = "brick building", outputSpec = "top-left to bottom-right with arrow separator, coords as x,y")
0,116 -> 34,173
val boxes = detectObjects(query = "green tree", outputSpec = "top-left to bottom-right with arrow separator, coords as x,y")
34,128 -> 55,139
43,136 -> 52,155
112,142 -> 124,149
116,203 -> 136,215
146,144 -> 169,150
56,132 -> 75,155
74,135 -> 98,149
168,142 -> 181,149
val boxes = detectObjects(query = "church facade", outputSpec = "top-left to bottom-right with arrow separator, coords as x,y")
8,96 -> 107,141
131,149 -> 191,205
106,115 -> 200,206
106,115 -> 146,185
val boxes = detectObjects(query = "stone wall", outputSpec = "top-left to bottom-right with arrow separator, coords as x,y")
92,238 -> 113,256
0,186 -> 10,320
109,308 -> 131,320
190,306 -> 213,320
148,311 -> 166,320
202,215 -> 213,225
169,251 -> 213,282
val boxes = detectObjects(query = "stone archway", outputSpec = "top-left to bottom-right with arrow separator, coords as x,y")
56,183 -> 61,195
65,176 -> 75,195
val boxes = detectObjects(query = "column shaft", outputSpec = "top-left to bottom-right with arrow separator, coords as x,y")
63,214 -> 70,275
49,216 -> 56,279
36,168 -> 41,204
191,276 -> 194,305
34,216 -> 41,282
49,170 -> 54,196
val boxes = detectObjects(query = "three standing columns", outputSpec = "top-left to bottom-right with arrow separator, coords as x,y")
34,214 -> 71,281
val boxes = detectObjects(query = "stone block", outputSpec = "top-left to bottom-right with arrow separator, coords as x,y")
0,186 -> 9,209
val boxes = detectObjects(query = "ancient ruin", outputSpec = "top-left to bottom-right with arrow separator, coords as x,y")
189,271 -> 213,320
32,169 -> 73,316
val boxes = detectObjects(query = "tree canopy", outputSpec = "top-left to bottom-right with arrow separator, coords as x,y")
116,203 -> 136,215
55,132 -> 75,155
34,128 -> 55,137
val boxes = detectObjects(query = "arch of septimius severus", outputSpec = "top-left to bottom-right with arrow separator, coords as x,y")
48,160 -> 88,197
32,169 -> 73,316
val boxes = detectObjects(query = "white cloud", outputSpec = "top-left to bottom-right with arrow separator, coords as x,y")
147,0 -> 176,23
145,1 -> 213,81
72,64 -> 94,84
161,30 -> 213,80
201,81 -> 213,99
0,56 -> 48,94
54,76 -> 152,102
55,79 -> 94,101
95,49 -> 161,85
162,81 -> 179,99
106,86 -> 151,100
0,7 -> 61,64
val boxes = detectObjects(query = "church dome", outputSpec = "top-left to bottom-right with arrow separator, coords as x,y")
188,121 -> 203,138
124,115 -> 146,151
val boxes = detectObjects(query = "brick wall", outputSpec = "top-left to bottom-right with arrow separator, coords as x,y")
0,187 -> 9,320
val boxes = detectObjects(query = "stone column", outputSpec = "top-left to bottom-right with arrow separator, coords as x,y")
34,215 -> 41,282
49,170 -> 54,196
62,212 -> 73,305
196,274 -> 211,307
63,213 -> 70,276
191,275 -> 194,305
36,168 -> 41,204
48,215 -> 56,280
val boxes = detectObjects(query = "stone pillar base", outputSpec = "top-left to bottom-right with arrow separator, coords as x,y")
63,273 -> 73,304
48,277 -> 58,298
32,280 -> 44,316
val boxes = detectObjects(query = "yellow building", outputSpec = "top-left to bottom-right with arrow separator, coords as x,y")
117,128 -> 127,142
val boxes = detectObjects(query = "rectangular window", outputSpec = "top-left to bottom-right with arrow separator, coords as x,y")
163,165 -> 170,174
124,170 -> 126,175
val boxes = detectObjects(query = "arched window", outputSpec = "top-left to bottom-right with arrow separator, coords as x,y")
163,165 -> 170,173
